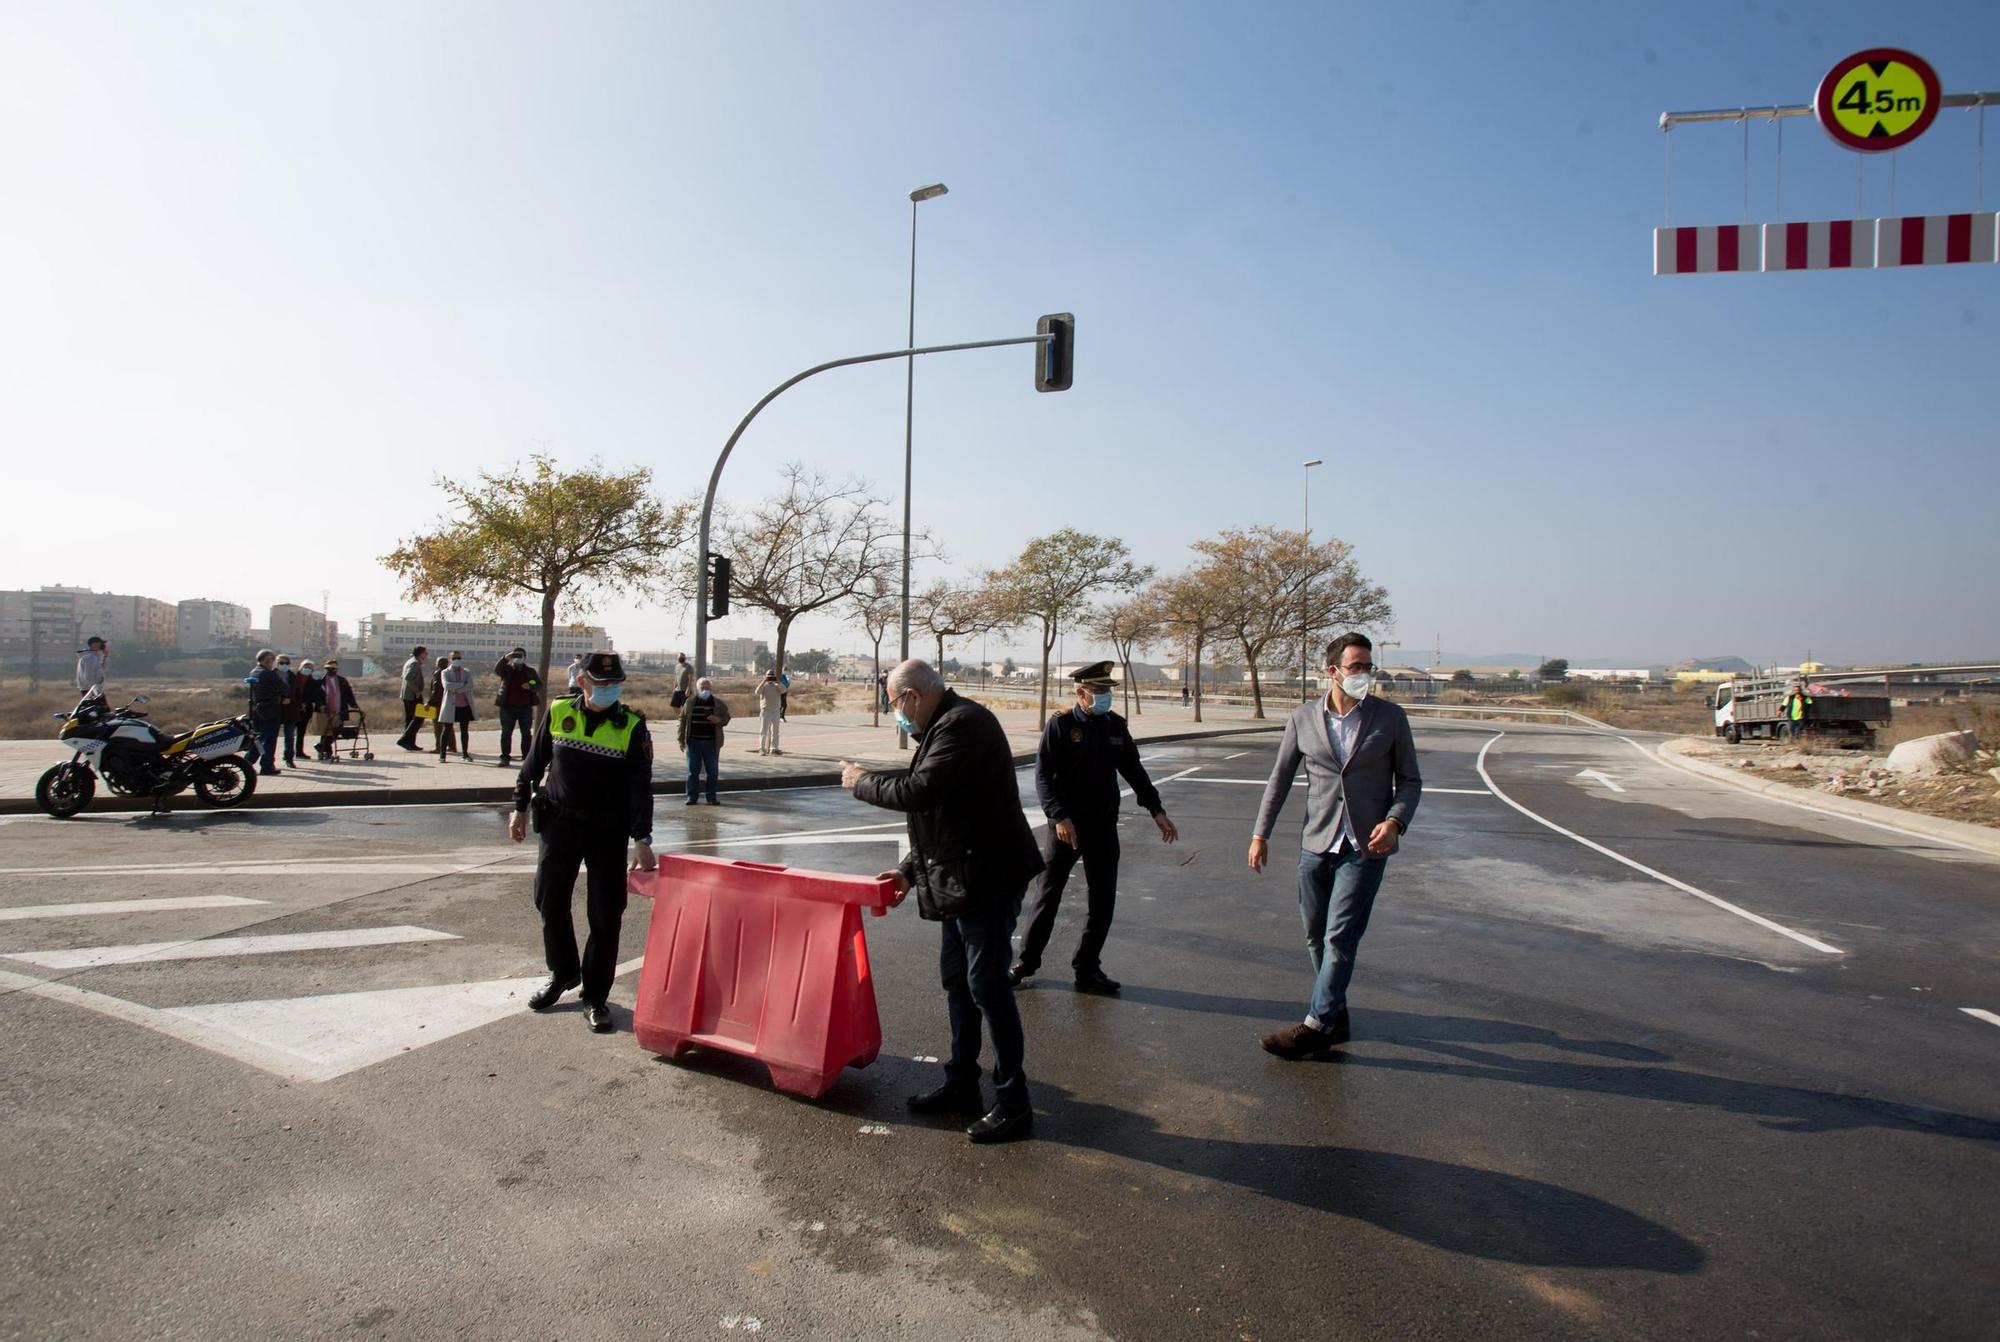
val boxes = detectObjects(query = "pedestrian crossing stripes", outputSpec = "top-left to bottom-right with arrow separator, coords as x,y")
0,896 -> 266,922
1,925 -> 458,970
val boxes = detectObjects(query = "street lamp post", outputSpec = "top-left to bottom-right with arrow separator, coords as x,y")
1300,458 -> 1323,699
899,182 -> 948,749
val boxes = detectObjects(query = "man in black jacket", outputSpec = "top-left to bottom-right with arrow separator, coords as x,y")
842,659 -> 1044,1144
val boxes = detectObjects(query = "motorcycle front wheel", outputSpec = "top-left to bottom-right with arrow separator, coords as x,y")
194,758 -> 257,808
35,763 -> 95,818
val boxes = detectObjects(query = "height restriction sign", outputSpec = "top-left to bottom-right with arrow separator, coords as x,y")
1815,48 -> 1941,151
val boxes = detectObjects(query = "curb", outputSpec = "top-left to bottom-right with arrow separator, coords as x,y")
1654,738 -> 2000,859
0,723 -> 1282,817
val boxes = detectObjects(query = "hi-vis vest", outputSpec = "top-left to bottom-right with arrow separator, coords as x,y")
1787,692 -> 1811,721
547,699 -> 639,759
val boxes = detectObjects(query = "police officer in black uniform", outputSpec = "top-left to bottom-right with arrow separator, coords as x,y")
1010,661 -> 1178,994
508,650 -> 657,1033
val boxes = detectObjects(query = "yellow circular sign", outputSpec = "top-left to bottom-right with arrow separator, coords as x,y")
1815,49 -> 1941,152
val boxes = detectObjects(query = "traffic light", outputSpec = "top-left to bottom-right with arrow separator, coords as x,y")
708,554 -> 732,618
1034,312 -> 1074,392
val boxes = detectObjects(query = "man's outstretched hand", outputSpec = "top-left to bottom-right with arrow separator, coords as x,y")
840,760 -> 866,790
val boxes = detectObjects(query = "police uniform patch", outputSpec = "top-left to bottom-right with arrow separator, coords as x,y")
1070,729 -> 1083,743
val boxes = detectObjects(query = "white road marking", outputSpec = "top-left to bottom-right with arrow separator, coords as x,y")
0,896 -> 266,922
1961,1008 -> 2000,1029
3,925 -> 459,970
0,849 -> 500,877
1576,769 -> 1626,793
1224,751 -> 1251,760
1626,737 -> 2000,860
1175,776 -> 1489,796
0,957 -> 649,1082
857,1124 -> 893,1136
1477,733 -> 1842,956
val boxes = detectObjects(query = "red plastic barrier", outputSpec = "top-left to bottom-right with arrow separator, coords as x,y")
627,853 -> 898,1098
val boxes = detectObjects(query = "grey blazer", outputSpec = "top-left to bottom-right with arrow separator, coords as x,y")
1253,695 -> 1422,854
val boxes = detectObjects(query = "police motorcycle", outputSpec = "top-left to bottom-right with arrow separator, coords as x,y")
35,692 -> 260,818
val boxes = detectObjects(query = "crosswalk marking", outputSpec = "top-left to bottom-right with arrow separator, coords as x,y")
0,896 -> 266,922
2,925 -> 458,970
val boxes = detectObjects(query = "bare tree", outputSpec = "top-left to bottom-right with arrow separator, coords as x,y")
850,579 -> 896,728
913,580 -> 1011,670
717,464 -> 905,671
383,454 -> 692,693
1086,597 -> 1163,717
987,529 -> 1151,719
1139,571 -> 1231,723
1191,525 -> 1392,719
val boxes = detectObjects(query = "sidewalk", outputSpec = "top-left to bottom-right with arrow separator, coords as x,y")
1,703 -> 1282,814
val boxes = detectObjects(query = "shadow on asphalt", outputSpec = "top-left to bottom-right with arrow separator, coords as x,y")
126,809 -> 332,829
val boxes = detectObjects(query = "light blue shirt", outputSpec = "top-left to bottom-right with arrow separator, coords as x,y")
1321,694 -> 1363,854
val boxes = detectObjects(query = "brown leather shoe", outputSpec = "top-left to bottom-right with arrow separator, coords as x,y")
1261,1021 -> 1337,1060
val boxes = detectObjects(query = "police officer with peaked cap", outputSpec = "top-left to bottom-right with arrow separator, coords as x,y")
508,650 -> 657,1033
1011,661 -> 1178,994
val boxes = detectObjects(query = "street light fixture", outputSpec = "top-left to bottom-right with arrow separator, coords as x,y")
898,181 -> 948,748
1300,458 -> 1323,699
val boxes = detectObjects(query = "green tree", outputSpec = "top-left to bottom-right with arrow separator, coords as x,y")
1536,658 -> 1570,682
382,454 -> 692,692
1086,597 -> 1163,717
849,579 -> 896,728
913,580 -> 1010,670
1139,570 -> 1231,723
986,529 -> 1151,718
1451,668 -> 1476,685
789,648 -> 835,675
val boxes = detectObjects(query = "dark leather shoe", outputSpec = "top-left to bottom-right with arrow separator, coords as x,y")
585,1003 -> 613,1033
1073,968 -> 1121,995
1006,963 -> 1033,988
528,972 -> 581,1011
907,1082 -> 985,1116
1261,1021 -> 1338,1060
966,1106 -> 1034,1144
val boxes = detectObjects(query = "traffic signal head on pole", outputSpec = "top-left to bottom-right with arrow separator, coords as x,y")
1034,312 -> 1074,393
708,554 -> 732,619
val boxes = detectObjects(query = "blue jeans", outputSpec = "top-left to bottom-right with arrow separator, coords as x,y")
685,737 -> 720,801
1297,847 -> 1389,1025
254,721 -> 282,772
498,705 -> 536,760
941,883 -> 1030,1114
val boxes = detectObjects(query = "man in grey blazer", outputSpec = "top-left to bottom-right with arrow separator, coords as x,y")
1248,632 -> 1421,1059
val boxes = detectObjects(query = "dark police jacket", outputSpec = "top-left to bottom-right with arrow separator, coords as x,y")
511,693 -> 653,840
1035,705 -> 1163,823
853,690 -> 1044,919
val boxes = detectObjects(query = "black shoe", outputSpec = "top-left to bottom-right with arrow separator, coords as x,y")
684,797 -> 698,806
1006,963 -> 1033,988
497,757 -> 511,768
528,972 -> 581,1011
397,741 -> 421,752
966,1106 -> 1034,1144
585,1002 -> 613,1033
906,1082 -> 985,1117
1074,968 -> 1121,995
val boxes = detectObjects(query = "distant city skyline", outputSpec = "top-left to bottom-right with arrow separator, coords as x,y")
4,4 -> 1995,668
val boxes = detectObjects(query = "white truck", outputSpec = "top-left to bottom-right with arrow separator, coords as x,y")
1710,677 -> 1891,746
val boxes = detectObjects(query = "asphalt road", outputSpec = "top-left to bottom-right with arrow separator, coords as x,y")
1,721 -> 1995,1339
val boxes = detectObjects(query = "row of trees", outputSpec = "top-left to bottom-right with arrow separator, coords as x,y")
380,456 -> 1391,718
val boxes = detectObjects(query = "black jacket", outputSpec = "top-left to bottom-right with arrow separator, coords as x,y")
1034,705 -> 1162,822
853,690 -> 1043,919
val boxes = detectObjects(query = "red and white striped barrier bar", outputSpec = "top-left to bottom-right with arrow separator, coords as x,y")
1654,224 -> 1760,275
1875,212 -> 1998,267
1761,219 -> 1876,271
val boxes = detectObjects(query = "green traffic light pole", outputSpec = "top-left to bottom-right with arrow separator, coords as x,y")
692,329 -> 1058,682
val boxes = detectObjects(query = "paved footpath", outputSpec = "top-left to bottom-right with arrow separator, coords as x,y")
1,702 -> 1274,813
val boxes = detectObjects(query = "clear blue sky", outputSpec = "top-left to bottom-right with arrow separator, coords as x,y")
4,1 -> 1994,667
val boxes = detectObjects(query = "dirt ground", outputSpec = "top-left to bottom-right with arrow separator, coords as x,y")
1674,735 -> 2000,830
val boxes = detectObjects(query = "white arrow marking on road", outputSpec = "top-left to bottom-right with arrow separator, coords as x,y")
2,925 -> 457,970
0,896 -> 266,922
1962,1008 -> 2000,1029
1576,770 -> 1626,793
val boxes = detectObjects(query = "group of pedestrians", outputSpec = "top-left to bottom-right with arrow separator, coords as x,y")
387,646 -> 544,764
509,631 -> 1422,1150
241,648 -> 357,774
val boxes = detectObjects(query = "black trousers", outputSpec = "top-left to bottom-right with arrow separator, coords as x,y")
942,880 -> 1030,1113
395,700 -> 419,746
533,816 -> 629,1005
1017,813 -> 1121,974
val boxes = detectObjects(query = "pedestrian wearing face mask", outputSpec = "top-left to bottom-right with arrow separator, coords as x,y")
1010,662 -> 1179,995
1248,632 -> 1422,1060
508,651 -> 656,1034
491,645 -> 541,768
675,677 -> 731,804
295,659 -> 326,761
437,650 -> 475,761
273,655 -> 303,767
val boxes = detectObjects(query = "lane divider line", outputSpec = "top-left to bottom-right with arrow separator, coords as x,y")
0,896 -> 266,922
1962,1008 -> 2000,1029
1,925 -> 461,971
1476,732 -> 1842,956
1176,777 -> 1490,795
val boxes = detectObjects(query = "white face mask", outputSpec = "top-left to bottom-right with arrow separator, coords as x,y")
1340,672 -> 1373,700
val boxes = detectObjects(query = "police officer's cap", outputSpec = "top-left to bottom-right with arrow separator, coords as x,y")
581,650 -> 626,683
1070,660 -> 1118,688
